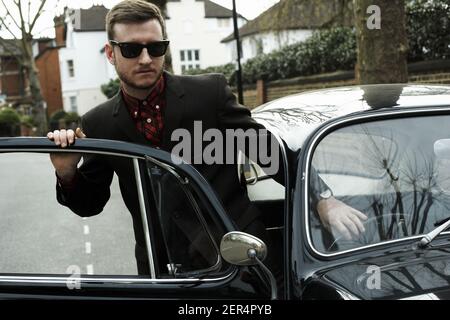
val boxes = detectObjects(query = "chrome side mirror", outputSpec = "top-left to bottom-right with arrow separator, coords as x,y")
220,231 -> 267,266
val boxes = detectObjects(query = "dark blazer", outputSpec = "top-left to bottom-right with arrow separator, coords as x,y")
57,71 -> 275,274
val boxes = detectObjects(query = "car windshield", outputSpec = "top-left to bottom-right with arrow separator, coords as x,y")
308,115 -> 450,254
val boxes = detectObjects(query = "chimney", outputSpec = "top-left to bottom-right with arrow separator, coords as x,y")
53,14 -> 66,47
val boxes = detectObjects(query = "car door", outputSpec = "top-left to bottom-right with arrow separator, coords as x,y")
0,137 -> 269,299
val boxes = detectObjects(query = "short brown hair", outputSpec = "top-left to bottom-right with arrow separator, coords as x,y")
106,0 -> 167,40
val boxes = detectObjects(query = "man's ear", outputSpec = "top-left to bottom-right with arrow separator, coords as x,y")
105,43 -> 115,65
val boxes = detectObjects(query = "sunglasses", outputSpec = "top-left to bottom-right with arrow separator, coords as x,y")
110,40 -> 170,59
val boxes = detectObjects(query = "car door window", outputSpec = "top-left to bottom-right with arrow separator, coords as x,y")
145,158 -> 222,277
308,115 -> 450,254
0,152 -> 137,275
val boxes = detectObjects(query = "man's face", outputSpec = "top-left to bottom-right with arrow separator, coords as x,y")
106,19 -> 165,94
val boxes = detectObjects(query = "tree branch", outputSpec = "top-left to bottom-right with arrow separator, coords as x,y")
0,16 -> 20,39
15,0 -> 27,35
29,0 -> 47,34
27,0 -> 31,28
0,0 -> 22,31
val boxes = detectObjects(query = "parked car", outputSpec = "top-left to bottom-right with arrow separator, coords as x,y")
1,84 -> 450,300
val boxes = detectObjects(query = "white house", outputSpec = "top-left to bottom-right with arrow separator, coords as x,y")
221,0 -> 353,62
57,1 -> 246,116
166,0 -> 246,74
58,6 -> 116,116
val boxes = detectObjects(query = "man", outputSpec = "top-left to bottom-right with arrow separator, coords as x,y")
48,0 -> 366,275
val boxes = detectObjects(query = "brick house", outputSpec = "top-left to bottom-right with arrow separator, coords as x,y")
0,40 -> 28,106
34,39 -> 64,117
0,38 -> 64,118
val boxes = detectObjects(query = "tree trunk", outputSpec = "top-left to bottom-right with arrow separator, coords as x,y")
354,0 -> 409,84
22,38 -> 47,135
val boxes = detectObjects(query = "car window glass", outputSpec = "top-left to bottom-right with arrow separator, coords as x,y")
0,152 -> 138,275
146,160 -> 221,277
309,116 -> 450,253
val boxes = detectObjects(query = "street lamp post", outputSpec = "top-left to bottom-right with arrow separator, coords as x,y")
232,0 -> 244,105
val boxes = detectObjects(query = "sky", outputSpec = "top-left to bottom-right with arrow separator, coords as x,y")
0,0 -> 280,39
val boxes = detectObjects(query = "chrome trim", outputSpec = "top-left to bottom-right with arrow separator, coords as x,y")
336,289 -> 360,300
303,107 -> 450,258
261,124 -> 291,298
133,158 -> 156,278
145,155 -> 189,185
0,148 -> 146,159
0,271 -> 235,285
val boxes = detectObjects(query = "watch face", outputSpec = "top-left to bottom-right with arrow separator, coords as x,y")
320,189 -> 332,199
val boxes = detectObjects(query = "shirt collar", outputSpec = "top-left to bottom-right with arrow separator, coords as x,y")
121,74 -> 165,110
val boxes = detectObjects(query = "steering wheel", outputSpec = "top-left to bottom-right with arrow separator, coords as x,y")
327,213 -> 411,251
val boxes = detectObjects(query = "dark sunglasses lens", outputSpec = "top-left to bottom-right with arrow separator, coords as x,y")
121,43 -> 143,58
148,42 -> 168,57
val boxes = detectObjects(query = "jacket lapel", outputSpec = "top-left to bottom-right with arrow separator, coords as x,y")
111,92 -> 149,145
162,71 -> 185,150
110,71 -> 186,149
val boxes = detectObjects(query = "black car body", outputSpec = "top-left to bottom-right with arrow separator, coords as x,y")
1,84 -> 450,300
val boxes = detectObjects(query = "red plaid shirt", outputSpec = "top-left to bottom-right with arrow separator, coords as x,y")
121,75 -> 166,147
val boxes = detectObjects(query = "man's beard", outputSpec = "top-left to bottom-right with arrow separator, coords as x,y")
116,65 -> 164,90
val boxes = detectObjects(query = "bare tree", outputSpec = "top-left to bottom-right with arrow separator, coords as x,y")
0,0 -> 55,134
354,0 -> 409,84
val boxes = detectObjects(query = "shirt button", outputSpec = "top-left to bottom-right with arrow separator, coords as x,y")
147,118 -> 152,124
134,111 -> 138,118
143,101 -> 147,106
155,105 -> 160,110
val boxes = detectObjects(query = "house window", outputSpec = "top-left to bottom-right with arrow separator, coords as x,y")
217,18 -> 230,28
67,60 -> 75,78
179,50 -> 200,74
69,96 -> 77,113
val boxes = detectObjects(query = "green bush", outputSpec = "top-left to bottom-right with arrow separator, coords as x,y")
406,0 -> 450,61
241,27 -> 357,85
20,115 -> 35,128
0,107 -> 21,136
0,107 -> 21,125
101,78 -> 120,98
64,112 -> 80,130
49,110 -> 67,130
185,27 -> 356,85
184,63 -> 236,81
64,112 -> 80,124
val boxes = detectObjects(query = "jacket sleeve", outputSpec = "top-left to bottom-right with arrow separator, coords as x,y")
56,117 -> 114,217
215,74 -> 286,185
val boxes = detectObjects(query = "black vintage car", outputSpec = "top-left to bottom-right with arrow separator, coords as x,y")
1,84 -> 450,300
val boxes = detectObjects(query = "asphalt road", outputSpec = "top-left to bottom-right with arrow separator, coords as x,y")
0,152 -> 138,276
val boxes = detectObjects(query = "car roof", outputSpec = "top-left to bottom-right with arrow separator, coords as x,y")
251,84 -> 450,152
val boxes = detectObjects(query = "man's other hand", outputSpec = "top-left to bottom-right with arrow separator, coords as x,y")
316,197 -> 368,240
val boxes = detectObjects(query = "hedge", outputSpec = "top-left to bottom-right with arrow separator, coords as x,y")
0,107 -> 21,136
48,110 -> 80,130
406,0 -> 450,62
101,78 -> 120,99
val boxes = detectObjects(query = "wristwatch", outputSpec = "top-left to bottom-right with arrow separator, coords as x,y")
319,188 -> 333,200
